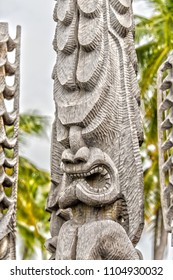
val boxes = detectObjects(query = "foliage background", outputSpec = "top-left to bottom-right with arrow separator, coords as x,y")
135,0 -> 173,259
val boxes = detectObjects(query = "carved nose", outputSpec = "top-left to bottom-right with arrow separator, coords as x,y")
61,147 -> 90,164
74,146 -> 90,163
69,126 -> 86,154
61,149 -> 74,164
62,126 -> 90,164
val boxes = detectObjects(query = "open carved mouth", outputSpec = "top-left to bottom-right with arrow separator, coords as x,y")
59,148 -> 120,208
68,165 -> 111,194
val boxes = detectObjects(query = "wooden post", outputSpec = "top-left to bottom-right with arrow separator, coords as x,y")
157,56 -> 173,246
45,0 -> 144,260
0,23 -> 21,260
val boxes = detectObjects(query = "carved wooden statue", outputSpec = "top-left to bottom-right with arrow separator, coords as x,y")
0,23 -> 21,260
45,0 -> 144,260
157,57 -> 173,247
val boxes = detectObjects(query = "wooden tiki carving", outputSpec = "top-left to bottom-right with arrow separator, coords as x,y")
157,57 -> 173,246
0,23 -> 21,260
46,0 -> 144,259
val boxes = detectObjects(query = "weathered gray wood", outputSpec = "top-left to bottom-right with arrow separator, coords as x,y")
46,0 -> 144,259
0,23 -> 21,260
157,56 -> 173,244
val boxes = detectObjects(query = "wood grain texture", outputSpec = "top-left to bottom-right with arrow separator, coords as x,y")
46,0 -> 144,259
0,23 -> 21,260
157,57 -> 173,240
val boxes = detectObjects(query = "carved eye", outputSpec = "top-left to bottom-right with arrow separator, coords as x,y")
74,146 -> 90,163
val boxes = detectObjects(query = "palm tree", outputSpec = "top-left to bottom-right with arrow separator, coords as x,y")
16,112 -> 50,259
136,0 -> 173,95
135,0 -> 173,259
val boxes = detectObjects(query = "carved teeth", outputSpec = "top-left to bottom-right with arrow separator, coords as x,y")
105,183 -> 110,189
104,173 -> 110,180
98,167 -> 103,172
75,176 -> 111,193
101,169 -> 108,176
67,166 -> 109,177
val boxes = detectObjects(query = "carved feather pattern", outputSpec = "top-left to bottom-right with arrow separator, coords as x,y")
49,0 -> 143,256
0,23 -> 21,260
